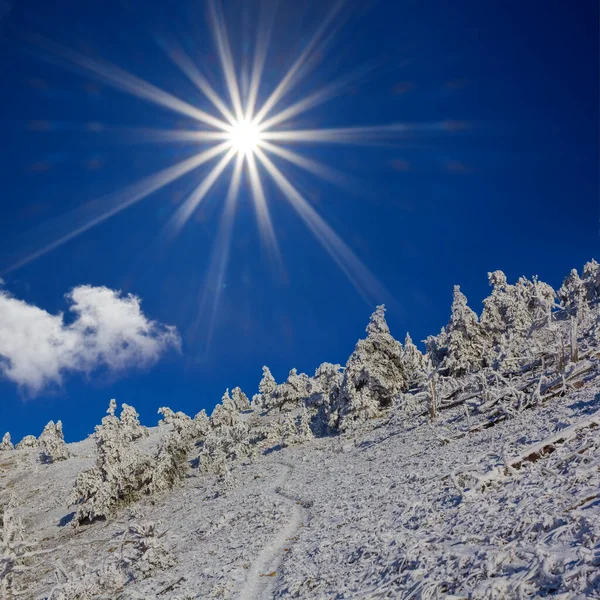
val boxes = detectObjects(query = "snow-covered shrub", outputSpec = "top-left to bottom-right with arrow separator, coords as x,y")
15,435 -> 37,450
71,400 -> 150,524
123,520 -> 174,578
337,305 -> 407,430
0,432 -> 13,451
120,403 -> 147,441
47,559 -> 129,599
39,420 -> 70,464
1,500 -> 51,598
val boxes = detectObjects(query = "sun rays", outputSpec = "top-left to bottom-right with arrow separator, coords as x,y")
8,0 -> 440,338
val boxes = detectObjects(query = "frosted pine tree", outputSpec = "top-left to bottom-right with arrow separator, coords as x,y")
442,286 -> 487,377
338,305 -> 407,430
582,259 -> 600,301
71,400 -> 150,524
193,409 -> 211,437
402,333 -> 427,388
210,390 -> 238,428
15,435 -> 37,450
120,403 -> 147,441
307,362 -> 343,435
231,387 -> 250,411
0,433 -> 13,451
560,268 -> 589,322
39,420 -> 70,463
259,366 -> 277,395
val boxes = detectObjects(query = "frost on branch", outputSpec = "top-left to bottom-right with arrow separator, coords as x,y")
15,435 -> 37,450
0,432 -> 13,451
338,305 -> 407,430
39,420 -> 70,464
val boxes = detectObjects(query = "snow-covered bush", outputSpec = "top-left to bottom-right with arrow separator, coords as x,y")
39,420 -> 70,464
1,500 -> 51,598
15,435 -> 37,450
123,520 -> 174,578
0,432 -> 13,451
337,305 -> 407,430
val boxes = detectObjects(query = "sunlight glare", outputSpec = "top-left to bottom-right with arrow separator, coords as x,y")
228,119 -> 262,156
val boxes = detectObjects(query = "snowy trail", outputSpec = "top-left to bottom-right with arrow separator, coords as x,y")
237,460 -> 307,600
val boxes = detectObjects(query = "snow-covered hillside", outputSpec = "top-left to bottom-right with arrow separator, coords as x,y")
1,260 -> 600,599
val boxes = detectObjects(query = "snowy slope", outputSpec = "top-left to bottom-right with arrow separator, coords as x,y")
1,375 -> 599,599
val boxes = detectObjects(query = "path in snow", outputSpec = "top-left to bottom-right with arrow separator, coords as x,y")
237,460 -> 307,600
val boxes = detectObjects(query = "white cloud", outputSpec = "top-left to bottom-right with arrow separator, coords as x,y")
0,285 -> 181,395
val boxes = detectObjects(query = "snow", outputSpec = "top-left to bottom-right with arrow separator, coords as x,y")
1,260 -> 599,599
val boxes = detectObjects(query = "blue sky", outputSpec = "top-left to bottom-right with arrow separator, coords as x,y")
0,0 -> 598,442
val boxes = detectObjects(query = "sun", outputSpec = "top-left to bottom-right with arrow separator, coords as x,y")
228,119 -> 262,156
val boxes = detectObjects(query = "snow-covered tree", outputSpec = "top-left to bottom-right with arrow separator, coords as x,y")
261,368 -> 311,413
441,286 -> 487,377
39,420 -> 70,464
120,403 -> 147,441
337,305 -> 407,430
479,270 -> 557,369
559,268 -> 589,322
231,387 -> 250,411
71,400 -> 150,524
582,259 -> 600,302
259,366 -> 277,396
281,407 -> 314,447
0,433 -> 13,451
15,435 -> 37,450
307,363 -> 343,408
210,390 -> 238,428
193,409 -> 211,437
402,333 -> 427,388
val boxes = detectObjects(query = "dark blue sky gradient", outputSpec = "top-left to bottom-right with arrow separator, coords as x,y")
0,0 -> 598,441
